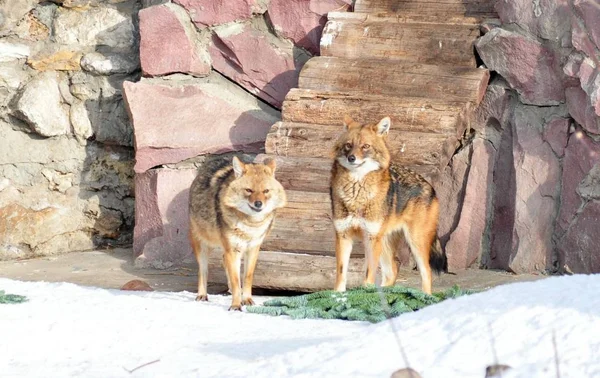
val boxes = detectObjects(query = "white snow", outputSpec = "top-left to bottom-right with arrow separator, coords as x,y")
1,275 -> 600,378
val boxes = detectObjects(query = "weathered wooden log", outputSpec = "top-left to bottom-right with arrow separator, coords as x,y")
321,12 -> 480,67
353,0 -> 497,18
282,88 -> 471,138
265,122 -> 453,167
206,250 -> 366,292
298,56 -> 490,105
261,190 -> 344,255
252,154 -> 333,193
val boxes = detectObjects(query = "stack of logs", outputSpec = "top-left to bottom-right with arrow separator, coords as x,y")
209,0 -> 494,291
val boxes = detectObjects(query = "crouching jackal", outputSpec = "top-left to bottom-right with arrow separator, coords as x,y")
330,116 -> 448,294
188,156 -> 287,311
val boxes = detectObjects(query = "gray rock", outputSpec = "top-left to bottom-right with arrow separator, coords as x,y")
69,71 -> 136,146
0,121 -> 85,166
81,52 -> 139,75
53,6 -> 136,51
14,71 -> 71,137
70,100 -> 93,142
0,0 -> 37,36
0,40 -> 30,62
32,2 -> 58,30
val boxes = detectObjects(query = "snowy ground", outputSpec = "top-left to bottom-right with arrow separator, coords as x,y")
1,275 -> 599,378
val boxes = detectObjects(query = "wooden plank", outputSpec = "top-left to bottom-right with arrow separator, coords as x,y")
255,154 -> 439,194
325,9 -> 483,25
261,190 -> 344,255
253,154 -> 333,193
298,56 -> 490,104
206,250 -> 367,292
265,122 -> 452,167
282,88 -> 469,137
321,12 -> 479,66
354,0 -> 497,17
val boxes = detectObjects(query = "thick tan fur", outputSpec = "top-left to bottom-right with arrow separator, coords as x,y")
188,156 -> 287,310
330,116 -> 447,294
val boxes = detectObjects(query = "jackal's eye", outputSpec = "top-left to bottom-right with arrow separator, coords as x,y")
362,144 -> 371,150
263,189 -> 270,194
344,142 -> 352,150
245,188 -> 253,194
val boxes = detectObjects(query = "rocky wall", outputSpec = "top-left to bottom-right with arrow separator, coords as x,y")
0,0 -> 140,259
442,0 -> 600,273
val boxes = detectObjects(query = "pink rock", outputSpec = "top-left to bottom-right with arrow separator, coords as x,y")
473,78 -> 514,134
139,4 -> 210,77
556,125 -> 600,236
495,0 -> 570,42
173,0 -> 258,27
133,169 -> 162,257
445,138 -> 495,270
543,117 -> 569,157
435,146 -> 470,248
565,86 -> 600,135
557,200 -> 600,273
563,52 -> 583,78
490,105 -> 562,273
267,0 -> 351,54
573,0 -> 600,50
133,168 -> 197,268
476,28 -> 565,106
209,23 -> 309,108
571,16 -> 598,60
122,74 -> 280,173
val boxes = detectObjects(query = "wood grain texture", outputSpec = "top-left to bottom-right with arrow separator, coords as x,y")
321,12 -> 480,66
353,0 -> 497,18
206,250 -> 367,292
299,57 -> 490,104
282,88 -> 469,137
265,121 -> 452,167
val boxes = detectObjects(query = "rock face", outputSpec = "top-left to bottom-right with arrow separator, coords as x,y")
473,0 -> 600,274
445,139 -> 495,270
172,0 -> 259,27
123,73 -> 280,173
476,28 -> 565,106
133,168 -> 197,268
139,4 -> 210,77
14,71 -> 71,137
267,0 -> 352,54
210,22 -> 310,108
0,1 -> 138,259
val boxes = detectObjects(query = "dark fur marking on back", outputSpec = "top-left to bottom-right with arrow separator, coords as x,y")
213,166 -> 234,231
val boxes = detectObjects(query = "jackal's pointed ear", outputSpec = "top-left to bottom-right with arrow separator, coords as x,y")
232,156 -> 245,178
374,117 -> 391,136
263,157 -> 277,175
343,115 -> 355,130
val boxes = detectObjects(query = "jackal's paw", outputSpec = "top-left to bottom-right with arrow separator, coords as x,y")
195,295 -> 208,302
242,297 -> 255,306
228,304 -> 243,312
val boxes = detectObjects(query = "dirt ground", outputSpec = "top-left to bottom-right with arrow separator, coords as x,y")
0,248 -> 546,295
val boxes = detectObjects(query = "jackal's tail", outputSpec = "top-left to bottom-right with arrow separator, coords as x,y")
429,236 -> 448,275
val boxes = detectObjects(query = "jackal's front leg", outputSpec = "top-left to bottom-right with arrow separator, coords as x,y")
223,249 -> 243,311
242,246 -> 260,306
364,235 -> 383,286
334,233 -> 353,291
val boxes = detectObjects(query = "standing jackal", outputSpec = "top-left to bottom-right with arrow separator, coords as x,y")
329,116 -> 448,294
188,156 -> 287,311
